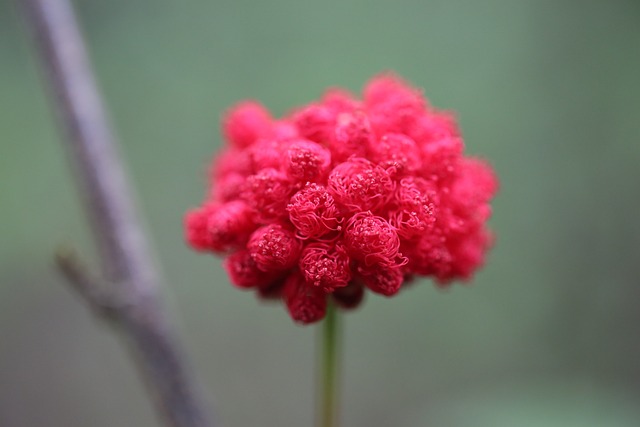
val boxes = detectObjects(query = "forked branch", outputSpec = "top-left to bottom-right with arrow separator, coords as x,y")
21,0 -> 216,426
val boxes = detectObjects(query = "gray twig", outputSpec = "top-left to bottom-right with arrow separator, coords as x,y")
55,247 -> 121,318
21,0 -> 216,426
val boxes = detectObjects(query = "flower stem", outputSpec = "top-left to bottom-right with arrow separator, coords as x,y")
318,302 -> 340,427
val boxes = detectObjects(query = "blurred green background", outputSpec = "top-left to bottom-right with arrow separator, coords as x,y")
2,0 -> 640,426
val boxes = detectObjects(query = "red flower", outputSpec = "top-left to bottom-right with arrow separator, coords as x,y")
185,73 -> 498,324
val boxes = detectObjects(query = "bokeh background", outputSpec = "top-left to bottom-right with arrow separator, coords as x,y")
2,0 -> 640,426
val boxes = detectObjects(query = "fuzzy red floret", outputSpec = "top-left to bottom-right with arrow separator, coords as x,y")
364,75 -> 427,136
370,133 -> 422,175
321,89 -> 361,114
184,204 -> 216,252
285,139 -> 332,184
299,242 -> 351,292
330,111 -> 372,162
184,201 -> 254,253
225,250 -> 279,289
404,230 -> 452,278
287,184 -> 340,239
247,223 -> 302,273
185,73 -> 498,324
450,157 -> 499,215
212,148 -> 252,181
246,139 -> 290,173
223,101 -> 273,149
328,158 -> 395,213
344,212 -> 405,268
292,104 -> 336,143
408,112 -> 459,146
388,177 -> 438,239
419,136 -> 464,183
212,173 -> 244,202
283,271 -> 327,324
357,264 -> 404,297
242,168 -> 293,222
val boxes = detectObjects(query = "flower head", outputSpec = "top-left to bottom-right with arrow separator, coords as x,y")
185,73 -> 498,324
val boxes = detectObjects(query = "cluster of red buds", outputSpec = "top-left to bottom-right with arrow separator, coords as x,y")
185,74 -> 498,324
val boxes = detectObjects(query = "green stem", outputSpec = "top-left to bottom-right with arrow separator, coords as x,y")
318,302 -> 340,427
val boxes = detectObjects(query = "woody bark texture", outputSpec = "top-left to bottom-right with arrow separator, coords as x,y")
21,0 -> 216,426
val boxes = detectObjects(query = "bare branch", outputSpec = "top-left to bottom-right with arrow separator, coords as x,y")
55,247 -> 120,318
21,0 -> 216,426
